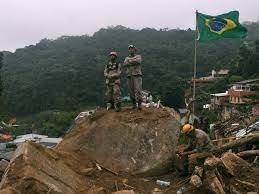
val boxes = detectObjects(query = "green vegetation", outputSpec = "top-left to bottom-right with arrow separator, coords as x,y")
10,111 -> 77,137
1,22 -> 259,137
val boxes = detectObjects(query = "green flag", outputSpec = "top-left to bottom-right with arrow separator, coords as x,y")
197,11 -> 247,41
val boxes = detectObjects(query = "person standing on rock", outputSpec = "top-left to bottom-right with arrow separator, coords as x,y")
104,52 -> 122,112
123,45 -> 143,110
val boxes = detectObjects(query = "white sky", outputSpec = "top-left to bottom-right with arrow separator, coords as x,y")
0,0 -> 259,51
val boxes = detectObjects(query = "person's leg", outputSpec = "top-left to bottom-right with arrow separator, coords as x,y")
113,84 -> 122,112
175,154 -> 189,176
133,76 -> 143,110
127,77 -> 136,109
106,85 -> 113,110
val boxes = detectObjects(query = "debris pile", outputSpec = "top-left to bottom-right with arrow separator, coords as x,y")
188,152 -> 259,193
0,107 -> 258,194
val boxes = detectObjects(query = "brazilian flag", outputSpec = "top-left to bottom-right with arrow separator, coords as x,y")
197,11 -> 247,41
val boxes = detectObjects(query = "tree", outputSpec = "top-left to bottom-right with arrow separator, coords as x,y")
2,22 -> 259,115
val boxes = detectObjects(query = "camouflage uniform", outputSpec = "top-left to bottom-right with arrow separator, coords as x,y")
188,128 -> 214,152
176,129 -> 214,175
123,54 -> 142,106
104,62 -> 121,108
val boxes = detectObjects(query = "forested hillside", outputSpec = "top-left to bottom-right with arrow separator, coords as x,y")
2,22 -> 259,115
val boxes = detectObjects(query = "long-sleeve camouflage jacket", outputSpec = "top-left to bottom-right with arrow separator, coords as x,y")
104,62 -> 121,85
188,129 -> 214,152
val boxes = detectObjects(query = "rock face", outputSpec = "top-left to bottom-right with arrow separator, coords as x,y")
0,142 -> 88,194
57,107 -> 180,175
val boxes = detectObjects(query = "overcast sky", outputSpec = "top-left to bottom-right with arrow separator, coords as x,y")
1,0 -> 259,51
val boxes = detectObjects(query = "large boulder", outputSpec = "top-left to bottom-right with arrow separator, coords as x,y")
57,107 -> 180,175
0,142 -> 88,194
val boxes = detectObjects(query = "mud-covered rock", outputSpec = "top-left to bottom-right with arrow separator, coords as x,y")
190,175 -> 202,188
221,152 -> 251,176
0,142 -> 88,194
57,107 -> 180,175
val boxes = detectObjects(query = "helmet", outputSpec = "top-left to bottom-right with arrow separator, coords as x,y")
109,52 -> 118,57
128,45 -> 136,50
182,124 -> 194,134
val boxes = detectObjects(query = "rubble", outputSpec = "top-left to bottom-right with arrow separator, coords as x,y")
0,159 -> 9,179
87,186 -> 106,194
151,188 -> 163,194
0,142 -> 89,194
0,107 -> 258,193
189,175 -> 202,188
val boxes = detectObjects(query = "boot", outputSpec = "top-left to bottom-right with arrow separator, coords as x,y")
132,100 -> 137,110
106,103 -> 112,110
137,100 -> 142,110
115,102 -> 121,112
106,102 -> 114,110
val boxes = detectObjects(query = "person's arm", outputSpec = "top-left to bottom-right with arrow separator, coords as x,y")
124,55 -> 142,66
186,136 -> 198,151
123,57 -> 131,67
117,63 -> 122,76
129,55 -> 142,65
178,145 -> 197,156
104,65 -> 109,78
110,63 -> 121,78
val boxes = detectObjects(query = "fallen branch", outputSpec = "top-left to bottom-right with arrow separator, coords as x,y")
237,149 -> 259,159
220,133 -> 259,152
95,161 -> 119,176
235,179 -> 256,188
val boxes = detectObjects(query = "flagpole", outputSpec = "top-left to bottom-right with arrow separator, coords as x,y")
192,10 -> 198,116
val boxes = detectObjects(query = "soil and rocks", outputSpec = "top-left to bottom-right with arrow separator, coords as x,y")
0,107 -> 258,194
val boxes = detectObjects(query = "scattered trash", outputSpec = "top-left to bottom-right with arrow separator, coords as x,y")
74,110 -> 95,123
176,186 -> 186,194
156,180 -> 170,187
96,163 -> 102,171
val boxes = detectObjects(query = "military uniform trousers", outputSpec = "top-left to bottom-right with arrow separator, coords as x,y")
127,75 -> 142,103
106,82 -> 121,104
